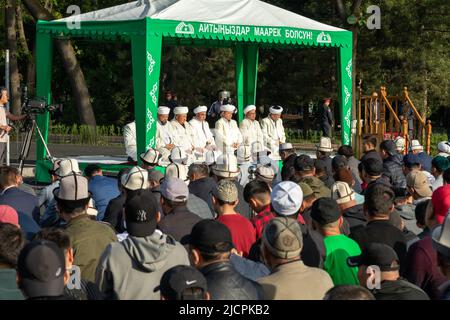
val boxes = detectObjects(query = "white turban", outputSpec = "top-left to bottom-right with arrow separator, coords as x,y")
438,141 -> 450,154
173,106 -> 189,115
194,106 -> 208,114
158,106 -> 170,115
220,104 -> 236,113
269,105 -> 283,115
244,105 -> 256,114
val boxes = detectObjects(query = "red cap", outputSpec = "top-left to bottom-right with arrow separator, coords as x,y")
432,185 -> 450,225
0,205 -> 19,227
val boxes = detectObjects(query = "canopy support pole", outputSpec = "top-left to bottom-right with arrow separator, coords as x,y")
35,32 -> 53,182
131,20 -> 162,163
337,45 -> 353,145
235,43 -> 259,123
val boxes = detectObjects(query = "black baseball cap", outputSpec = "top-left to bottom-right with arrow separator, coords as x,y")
183,219 -> 233,253
294,155 -> 315,172
380,140 -> 397,156
403,154 -> 420,168
362,158 -> 383,176
347,243 -> 400,272
310,198 -> 341,225
124,190 -> 159,237
332,155 -> 348,171
158,265 -> 208,300
314,159 -> 327,172
17,240 -> 66,298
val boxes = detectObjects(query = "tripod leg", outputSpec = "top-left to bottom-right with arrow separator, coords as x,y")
18,121 -> 35,175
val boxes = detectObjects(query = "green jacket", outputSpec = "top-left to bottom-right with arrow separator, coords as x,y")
0,268 -> 24,300
300,176 -> 331,199
65,215 -> 117,283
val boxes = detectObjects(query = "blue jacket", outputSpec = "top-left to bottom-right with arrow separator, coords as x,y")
0,187 -> 40,224
88,175 -> 120,221
417,152 -> 432,173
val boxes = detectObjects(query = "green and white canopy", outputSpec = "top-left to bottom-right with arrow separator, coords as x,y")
35,0 -> 353,182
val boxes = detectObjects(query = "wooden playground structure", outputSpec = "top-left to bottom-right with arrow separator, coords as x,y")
355,85 -> 432,158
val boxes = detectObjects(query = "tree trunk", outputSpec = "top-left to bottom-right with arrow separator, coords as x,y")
16,3 -> 36,96
6,0 -> 22,115
22,0 -> 97,126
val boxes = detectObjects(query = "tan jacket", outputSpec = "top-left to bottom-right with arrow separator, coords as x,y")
257,260 -> 333,300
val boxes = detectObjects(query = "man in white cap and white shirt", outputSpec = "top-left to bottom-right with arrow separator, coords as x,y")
214,104 -> 243,154
261,105 -> 286,160
394,136 -> 406,154
240,105 -> 264,147
156,106 -> 175,165
189,105 -> 216,162
169,106 -> 196,164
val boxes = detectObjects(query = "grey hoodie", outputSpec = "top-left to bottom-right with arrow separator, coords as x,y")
95,230 -> 189,300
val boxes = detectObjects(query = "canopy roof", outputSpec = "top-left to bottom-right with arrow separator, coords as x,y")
39,0 -> 351,48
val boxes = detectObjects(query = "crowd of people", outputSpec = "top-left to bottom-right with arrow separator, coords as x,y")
1,94 -> 450,300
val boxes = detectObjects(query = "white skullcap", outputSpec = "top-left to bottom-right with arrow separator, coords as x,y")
271,181 -> 303,216
438,141 -> 450,155
269,105 -> 283,115
194,106 -> 208,114
220,104 -> 236,113
244,105 -> 256,114
410,139 -> 423,151
158,106 -> 170,115
173,106 -> 189,115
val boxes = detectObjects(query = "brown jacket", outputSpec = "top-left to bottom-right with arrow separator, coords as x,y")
257,260 -> 333,300
65,214 -> 117,282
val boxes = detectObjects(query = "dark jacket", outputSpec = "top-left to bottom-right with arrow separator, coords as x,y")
64,279 -> 104,300
372,279 -> 430,300
350,220 -> 408,268
417,152 -> 432,173
343,204 -> 367,230
188,177 -> 216,211
102,193 -> 126,233
158,206 -> 201,243
281,153 -> 297,181
200,261 -> 265,300
403,235 -> 448,300
229,253 -> 270,282
0,269 -> 24,300
361,149 -> 382,163
382,154 -> 406,188
319,173 -> 335,189
0,187 -> 40,224
88,175 -> 120,221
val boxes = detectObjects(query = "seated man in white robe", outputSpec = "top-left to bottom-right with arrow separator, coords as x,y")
189,106 -> 216,163
239,105 -> 264,147
156,106 -> 175,166
123,121 -> 137,162
170,106 -> 196,164
214,104 -> 243,155
261,105 -> 286,160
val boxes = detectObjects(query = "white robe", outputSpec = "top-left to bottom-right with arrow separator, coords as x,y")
123,121 -> 137,161
239,118 -> 264,147
261,117 -> 286,160
169,120 -> 196,155
189,118 -> 216,162
214,117 -> 243,153
156,120 -> 175,165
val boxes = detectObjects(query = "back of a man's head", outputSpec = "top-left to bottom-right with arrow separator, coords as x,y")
364,183 -> 395,218
338,145 -> 354,159
0,223 -> 25,269
243,180 -> 271,204
84,164 -> 102,178
34,228 -> 71,253
188,163 -> 209,181
323,285 -> 375,300
0,166 -> 19,190
363,135 -> 377,149
415,199 -> 430,228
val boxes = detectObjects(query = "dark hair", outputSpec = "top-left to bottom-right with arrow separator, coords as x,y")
117,167 -> 131,189
443,168 -> 450,184
161,195 -> 187,209
179,287 -> 207,300
56,198 -> 90,215
0,166 -> 19,189
84,164 -> 102,178
324,285 -> 375,300
34,228 -> 71,251
364,183 -> 395,217
363,135 -> 378,148
188,163 -> 209,178
415,199 -> 430,227
197,248 -> 231,262
0,223 -> 25,268
338,145 -> 354,158
243,180 -> 271,204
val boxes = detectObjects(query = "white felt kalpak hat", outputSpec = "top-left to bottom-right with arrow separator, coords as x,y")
169,147 -> 188,164
220,104 -> 236,113
140,148 -> 161,166
432,214 -> 450,257
244,105 -> 256,114
437,141 -> 450,155
121,166 -> 149,191
194,106 -> 208,114
212,153 -> 240,178
165,163 -> 189,183
410,139 -> 423,151
55,159 -> 82,177
158,106 -> 170,115
316,137 -> 333,152
269,105 -> 283,115
173,106 -> 189,115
